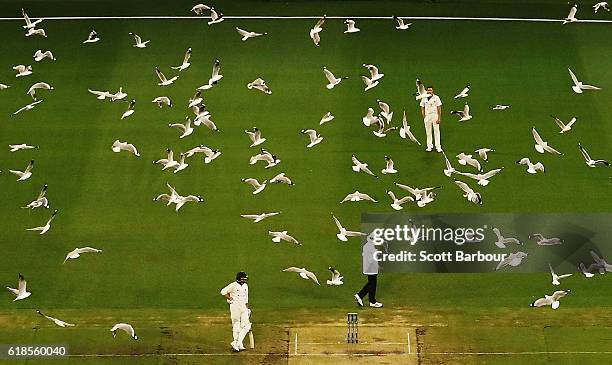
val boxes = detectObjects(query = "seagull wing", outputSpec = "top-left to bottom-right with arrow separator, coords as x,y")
323,68 -> 336,83
532,128 -> 545,145
568,68 -> 579,86
578,144 -> 591,162
332,214 -> 343,232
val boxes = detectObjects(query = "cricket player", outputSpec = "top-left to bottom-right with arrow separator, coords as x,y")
420,86 -> 443,152
221,271 -> 252,352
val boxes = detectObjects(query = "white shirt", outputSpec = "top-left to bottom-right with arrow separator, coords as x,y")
420,94 -> 442,116
220,281 -> 249,304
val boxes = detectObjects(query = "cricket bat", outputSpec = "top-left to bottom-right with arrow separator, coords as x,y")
249,331 -> 254,349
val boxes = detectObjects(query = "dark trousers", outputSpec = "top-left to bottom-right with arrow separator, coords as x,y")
357,274 -> 377,303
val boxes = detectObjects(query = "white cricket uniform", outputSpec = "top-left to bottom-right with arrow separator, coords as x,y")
220,282 -> 251,348
420,94 -> 442,150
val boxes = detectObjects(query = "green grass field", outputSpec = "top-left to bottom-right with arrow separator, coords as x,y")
1,0 -> 612,364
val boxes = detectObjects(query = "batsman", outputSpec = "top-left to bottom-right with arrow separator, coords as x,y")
220,271 -> 254,352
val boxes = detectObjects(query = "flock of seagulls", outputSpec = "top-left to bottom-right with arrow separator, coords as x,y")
3,3 -> 612,346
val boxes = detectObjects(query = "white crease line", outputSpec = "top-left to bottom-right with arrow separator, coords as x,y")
0,16 -> 610,23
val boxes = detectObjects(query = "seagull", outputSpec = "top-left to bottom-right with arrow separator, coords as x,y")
9,144 -> 38,152
415,79 -> 429,100
153,183 -> 181,206
199,59 -> 223,90
593,1 -> 610,13
530,233 -> 562,246
184,144 -> 211,157
173,154 -> 189,174
495,251 -> 528,270
129,32 -> 149,48
152,96 -> 172,108
344,19 -> 360,33
13,65 -> 32,77
171,47 -> 191,71
387,191 -> 414,210
399,111 -> 421,145
33,50 -> 55,61
236,27 -> 267,41
13,100 -> 43,115
394,183 -> 440,202
568,68 -> 600,93
27,82 -> 54,100
283,267 -> 319,284
88,89 -> 113,100
63,247 -> 102,263
455,167 -> 503,186
83,30 -> 100,43
493,104 -> 510,110
332,214 -> 366,242
36,310 -> 75,327
454,85 -> 470,98
169,117 -> 194,139
475,148 -> 495,162
550,115 -> 576,134
112,87 -> 128,101
341,191 -> 377,203
364,63 -> 384,81
269,231 -> 300,245
442,151 -> 456,177
530,290 -> 569,309
247,77 -> 272,94
590,251 -> 612,272
454,180 -> 482,205
208,7 -> 224,25
10,160 -> 34,181
362,108 -> 379,126
377,99 -> 393,123
6,274 -> 31,301
532,127 -> 562,154
549,264 -> 572,286
242,178 -> 267,195
517,158 -> 545,174
27,209 -> 58,235
393,16 -> 412,30
270,172 -> 294,185
26,28 -> 47,37
249,149 -> 280,168
320,112 -> 334,125
0,83 -> 9,90
309,15 -> 326,46
372,122 -> 397,138
301,129 -> 323,148
191,3 -> 211,15
322,67 -> 348,89
202,147 -> 221,164
22,8 -> 43,29
578,143 -> 610,167
579,262 -> 595,278
111,140 -> 140,156
194,111 -> 219,131
175,194 -> 204,212
153,148 -> 179,170
491,227 -> 521,248
456,153 -> 482,171
111,323 -> 138,340
155,67 -> 179,86
245,127 -> 266,147
326,267 -> 343,285
121,100 -> 136,120
381,156 -> 398,174
351,155 -> 377,177
451,103 -> 472,122
240,212 -> 280,223
361,75 -> 379,91
188,90 -> 203,108
563,4 -> 578,24
23,184 -> 49,209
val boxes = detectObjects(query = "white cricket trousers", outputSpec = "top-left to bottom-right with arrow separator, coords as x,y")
424,114 -> 441,150
230,303 -> 251,347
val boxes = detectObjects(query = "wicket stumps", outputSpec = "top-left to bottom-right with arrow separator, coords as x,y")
347,312 -> 358,343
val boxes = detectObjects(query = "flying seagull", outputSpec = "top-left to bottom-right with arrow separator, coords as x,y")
22,8 -> 44,29
344,19 -> 360,33
309,15 -> 326,46
13,99 -> 43,115
578,143 -> 610,167
454,85 -> 470,98
491,227 -> 522,249
245,127 -> 266,147
399,111 -> 421,145
517,158 -> 545,174
387,191 -> 414,211
27,209 -> 58,235
129,32 -> 149,48
550,115 -> 576,133
381,155 -> 398,174
23,183 -> 49,209
7,274 -> 31,301
323,67 -> 348,89
155,67 -> 179,86
269,231 -> 300,245
33,49 -> 55,61
495,251 -> 528,270
236,27 -> 267,41
454,180 -> 482,205
301,129 -> 323,148
530,234 -> 562,246
332,214 -> 366,242
320,112 -> 334,125
456,152 -> 482,171
241,178 -> 267,195
63,247 -> 102,263
455,168 -> 504,186
340,191 -> 377,203
171,47 -> 191,71
240,212 -> 280,223
351,154 -> 377,177
451,103 -> 472,122
568,68 -> 600,93
563,4 -> 578,24
283,267 -> 319,285
36,310 -> 75,327
270,172 -> 294,185
9,160 -> 34,181
475,148 -> 495,162
111,323 -> 138,340
393,16 -> 412,30
83,30 -> 100,43
532,127 -> 562,154
530,290 -> 569,309
121,100 -> 136,120
593,2 -> 610,13
247,78 -> 271,94
111,140 -> 140,157
326,267 -> 343,285
549,264 -> 572,286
